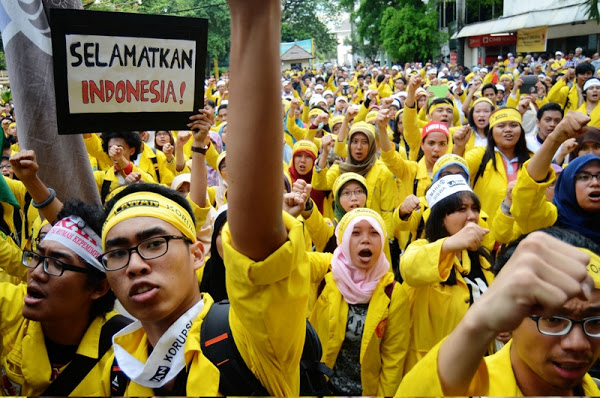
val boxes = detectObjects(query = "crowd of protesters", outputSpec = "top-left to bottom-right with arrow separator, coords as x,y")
0,0 -> 600,394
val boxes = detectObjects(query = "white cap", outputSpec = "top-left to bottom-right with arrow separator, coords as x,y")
323,90 -> 334,98
495,84 -> 505,92
390,98 -> 401,109
507,52 -> 513,57
428,68 -> 438,75
335,96 -> 348,104
315,84 -> 324,91
392,65 -> 400,71
556,50 -> 564,56
426,175 -> 473,209
438,72 -> 445,79
397,91 -> 408,98
171,173 -> 191,191
216,80 -> 226,87
480,67 -> 489,73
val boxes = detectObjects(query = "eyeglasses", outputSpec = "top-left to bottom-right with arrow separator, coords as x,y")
22,250 -> 91,277
99,235 -> 191,271
529,315 -> 600,338
574,172 -> 600,184
155,132 -> 171,137
340,188 -> 366,198
0,164 -> 11,169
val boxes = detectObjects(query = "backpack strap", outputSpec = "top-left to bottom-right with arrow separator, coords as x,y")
200,300 -> 269,396
150,155 -> 161,183
42,315 -> 133,396
100,178 -> 112,204
384,280 -> 396,300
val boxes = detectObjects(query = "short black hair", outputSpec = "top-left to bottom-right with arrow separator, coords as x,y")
495,227 -> 600,276
377,74 -> 386,84
537,102 -> 564,121
576,62 -> 595,77
217,104 -> 228,113
101,131 -> 142,162
481,83 -> 498,95
206,99 -> 217,108
54,199 -> 115,319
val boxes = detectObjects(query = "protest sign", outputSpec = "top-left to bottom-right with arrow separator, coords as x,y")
50,9 -> 207,134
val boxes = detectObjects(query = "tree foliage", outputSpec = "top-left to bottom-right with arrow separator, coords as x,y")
86,0 -> 231,65
281,0 -> 339,59
380,0 -> 446,62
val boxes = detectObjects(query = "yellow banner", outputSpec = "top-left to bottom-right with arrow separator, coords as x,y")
517,26 -> 548,53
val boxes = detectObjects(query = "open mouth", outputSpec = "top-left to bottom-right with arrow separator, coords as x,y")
358,249 -> 373,262
26,287 -> 45,299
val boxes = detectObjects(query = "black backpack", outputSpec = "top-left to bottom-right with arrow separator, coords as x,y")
110,300 -> 333,396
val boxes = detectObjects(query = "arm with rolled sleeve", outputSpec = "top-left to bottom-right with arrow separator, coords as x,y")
223,212 -> 309,396
400,238 -> 455,287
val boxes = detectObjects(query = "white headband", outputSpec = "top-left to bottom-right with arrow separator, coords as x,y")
584,78 -> 600,92
426,175 -> 473,209
44,216 -> 104,273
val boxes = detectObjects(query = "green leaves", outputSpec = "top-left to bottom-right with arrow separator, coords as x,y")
380,1 -> 446,61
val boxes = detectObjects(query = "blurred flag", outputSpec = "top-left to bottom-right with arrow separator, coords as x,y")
0,0 -> 101,205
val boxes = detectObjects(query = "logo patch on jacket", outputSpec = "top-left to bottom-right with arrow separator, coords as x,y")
375,318 -> 387,339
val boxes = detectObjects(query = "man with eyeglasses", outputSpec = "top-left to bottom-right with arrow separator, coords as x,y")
0,199 -> 127,396
95,0 -> 310,394
397,227 -> 600,396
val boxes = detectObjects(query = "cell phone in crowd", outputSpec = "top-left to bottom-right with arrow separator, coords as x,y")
520,76 -> 538,95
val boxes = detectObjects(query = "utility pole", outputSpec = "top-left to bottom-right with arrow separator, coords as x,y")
456,0 -> 466,66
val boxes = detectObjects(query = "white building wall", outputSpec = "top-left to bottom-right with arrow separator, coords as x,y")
503,0 -> 583,17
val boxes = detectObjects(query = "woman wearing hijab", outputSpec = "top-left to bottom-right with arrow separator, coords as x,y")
312,122 -> 397,238
288,140 -> 326,214
309,208 -> 409,396
511,112 -> 600,244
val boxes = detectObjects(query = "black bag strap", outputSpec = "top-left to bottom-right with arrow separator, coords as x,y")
42,314 -> 132,396
150,155 -> 161,183
201,300 -> 269,396
100,178 -> 112,204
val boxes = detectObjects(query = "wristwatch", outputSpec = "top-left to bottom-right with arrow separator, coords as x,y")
191,142 -> 210,155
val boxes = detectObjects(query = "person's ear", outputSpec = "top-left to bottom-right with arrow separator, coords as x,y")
191,241 -> 205,271
89,278 -> 111,301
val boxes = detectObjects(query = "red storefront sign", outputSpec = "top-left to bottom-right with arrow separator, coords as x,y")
450,52 -> 457,64
469,34 -> 517,48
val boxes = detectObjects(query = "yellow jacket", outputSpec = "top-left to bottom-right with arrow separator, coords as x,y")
309,272 -> 410,396
511,160 -> 557,234
396,339 -> 600,396
4,177 -> 40,251
93,167 -> 156,203
548,78 -> 582,112
102,212 -> 310,396
400,238 -> 494,371
576,101 -> 600,128
311,161 -> 398,238
0,283 -> 121,396
380,148 -> 430,198
464,146 -> 527,229
84,135 -> 178,186
0,229 -> 26,284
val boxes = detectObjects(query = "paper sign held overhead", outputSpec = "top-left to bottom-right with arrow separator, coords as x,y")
50,9 -> 208,134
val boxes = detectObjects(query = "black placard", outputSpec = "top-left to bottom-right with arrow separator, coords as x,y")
50,9 -> 207,134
